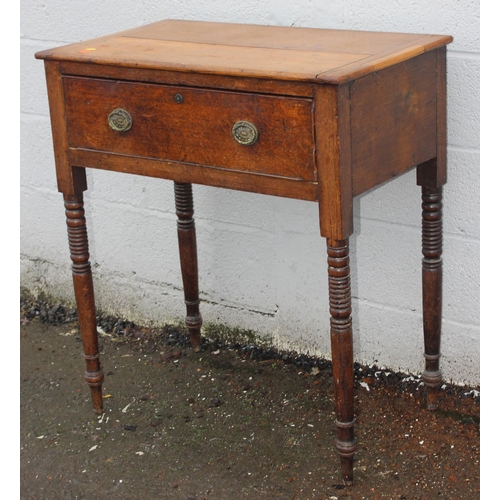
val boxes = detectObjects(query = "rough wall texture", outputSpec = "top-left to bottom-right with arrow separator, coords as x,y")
20,1 -> 480,385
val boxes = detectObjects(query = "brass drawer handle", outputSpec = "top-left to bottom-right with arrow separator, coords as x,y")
108,108 -> 133,132
232,121 -> 258,146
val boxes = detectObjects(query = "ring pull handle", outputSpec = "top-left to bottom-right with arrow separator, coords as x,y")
232,121 -> 258,146
108,108 -> 133,132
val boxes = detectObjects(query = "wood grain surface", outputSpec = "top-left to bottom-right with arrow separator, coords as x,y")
35,19 -> 452,84
63,76 -> 315,181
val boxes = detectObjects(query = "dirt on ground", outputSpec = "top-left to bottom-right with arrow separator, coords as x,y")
20,297 -> 479,499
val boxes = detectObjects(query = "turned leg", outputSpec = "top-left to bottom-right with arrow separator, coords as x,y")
174,182 -> 202,352
421,186 -> 443,410
64,193 -> 103,413
327,239 -> 356,484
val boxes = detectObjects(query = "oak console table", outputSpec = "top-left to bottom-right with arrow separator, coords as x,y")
35,20 -> 452,483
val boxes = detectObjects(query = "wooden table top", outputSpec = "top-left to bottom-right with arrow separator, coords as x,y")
35,19 -> 452,84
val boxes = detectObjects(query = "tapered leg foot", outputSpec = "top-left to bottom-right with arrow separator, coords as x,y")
421,187 -> 443,411
64,193 -> 104,413
174,182 -> 202,352
327,239 -> 356,484
340,457 -> 354,485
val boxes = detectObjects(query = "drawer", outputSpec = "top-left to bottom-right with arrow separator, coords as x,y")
62,77 -> 316,181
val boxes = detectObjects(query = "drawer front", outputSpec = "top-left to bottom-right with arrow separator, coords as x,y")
63,77 -> 316,181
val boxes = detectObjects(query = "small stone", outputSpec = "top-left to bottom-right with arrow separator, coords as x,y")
160,348 -> 182,362
148,418 -> 163,428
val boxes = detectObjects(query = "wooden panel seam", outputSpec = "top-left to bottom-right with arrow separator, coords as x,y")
44,61 -> 87,194
417,47 -> 447,188
68,149 -> 319,201
315,83 -> 353,240
58,62 -> 316,97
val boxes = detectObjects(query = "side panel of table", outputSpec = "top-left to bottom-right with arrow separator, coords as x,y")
350,49 -> 440,197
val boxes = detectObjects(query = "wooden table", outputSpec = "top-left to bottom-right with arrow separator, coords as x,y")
35,20 -> 452,483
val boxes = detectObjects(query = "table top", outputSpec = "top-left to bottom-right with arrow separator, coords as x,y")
35,19 -> 452,84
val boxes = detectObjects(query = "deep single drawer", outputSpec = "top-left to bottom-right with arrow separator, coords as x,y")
62,77 -> 316,181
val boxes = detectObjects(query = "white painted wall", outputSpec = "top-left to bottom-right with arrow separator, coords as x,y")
20,1 -> 480,385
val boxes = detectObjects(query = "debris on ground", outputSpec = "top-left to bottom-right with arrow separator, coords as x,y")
20,293 -> 479,499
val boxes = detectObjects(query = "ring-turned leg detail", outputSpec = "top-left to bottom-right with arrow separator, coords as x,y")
327,239 -> 356,484
64,193 -> 104,413
421,186 -> 443,410
174,182 -> 202,352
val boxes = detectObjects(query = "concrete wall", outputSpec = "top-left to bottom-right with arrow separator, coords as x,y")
20,1 -> 480,385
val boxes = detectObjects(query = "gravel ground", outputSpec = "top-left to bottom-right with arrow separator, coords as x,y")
20,295 -> 480,499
